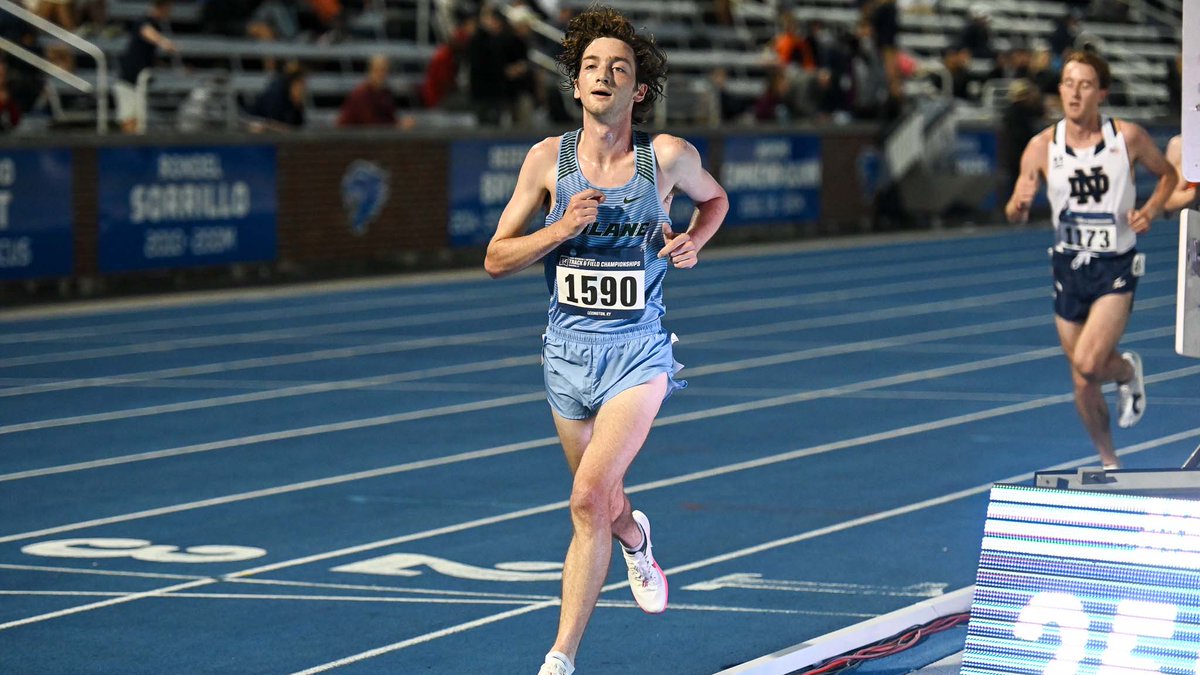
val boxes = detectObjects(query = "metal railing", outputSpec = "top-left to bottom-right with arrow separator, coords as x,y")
0,0 -> 110,132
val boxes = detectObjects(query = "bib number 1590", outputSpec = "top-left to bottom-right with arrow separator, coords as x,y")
561,272 -> 639,309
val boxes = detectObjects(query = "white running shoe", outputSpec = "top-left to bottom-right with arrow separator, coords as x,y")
621,510 -> 668,614
1117,351 -> 1146,428
537,651 -> 573,675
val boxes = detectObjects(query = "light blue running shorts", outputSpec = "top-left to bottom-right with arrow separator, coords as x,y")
542,322 -> 686,420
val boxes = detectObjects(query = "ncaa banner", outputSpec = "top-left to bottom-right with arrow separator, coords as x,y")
98,146 -> 278,273
447,138 -> 541,248
0,149 -> 73,280
722,134 -> 821,226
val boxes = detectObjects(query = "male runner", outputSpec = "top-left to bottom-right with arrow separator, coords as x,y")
1005,50 -> 1176,468
483,7 -> 728,674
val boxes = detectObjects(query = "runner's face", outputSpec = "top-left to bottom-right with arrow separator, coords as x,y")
1059,61 -> 1106,123
574,37 -> 645,122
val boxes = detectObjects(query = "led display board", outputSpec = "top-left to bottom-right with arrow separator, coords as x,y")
963,484 -> 1200,675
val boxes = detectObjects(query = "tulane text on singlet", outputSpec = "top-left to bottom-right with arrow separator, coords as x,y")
544,130 -> 671,332
1047,117 -> 1137,256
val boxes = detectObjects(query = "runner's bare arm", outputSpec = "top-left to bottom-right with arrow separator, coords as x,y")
484,139 -> 605,278
654,135 -> 727,267
1164,135 -> 1197,212
1005,129 -> 1049,224
1119,121 -> 1177,231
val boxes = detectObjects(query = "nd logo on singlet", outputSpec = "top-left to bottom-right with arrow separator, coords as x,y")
1069,167 -> 1110,204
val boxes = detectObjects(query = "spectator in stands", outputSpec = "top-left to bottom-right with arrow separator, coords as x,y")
1168,52 -> 1182,122
753,67 -> 801,123
958,7 -> 994,60
807,67 -> 847,122
506,6 -> 543,126
1049,10 -> 1081,68
201,0 -> 260,38
245,0 -> 301,71
847,18 -> 888,119
29,0 -> 75,32
467,5 -> 519,126
0,22 -> 45,116
999,78 -> 1044,194
114,0 -> 178,134
707,66 -> 749,123
771,11 -> 816,71
929,45 -> 976,102
866,0 -> 903,118
247,62 -> 306,130
336,54 -> 415,128
0,60 -> 21,132
420,13 -> 475,109
1029,44 -> 1059,96
76,0 -> 115,38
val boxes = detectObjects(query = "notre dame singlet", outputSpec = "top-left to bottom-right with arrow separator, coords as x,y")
1046,117 -> 1137,256
544,129 -> 671,333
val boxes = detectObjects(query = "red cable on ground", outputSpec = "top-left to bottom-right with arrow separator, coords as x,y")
795,613 -> 970,675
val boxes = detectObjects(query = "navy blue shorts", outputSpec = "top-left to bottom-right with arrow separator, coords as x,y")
1051,249 -> 1142,322
542,323 -> 686,420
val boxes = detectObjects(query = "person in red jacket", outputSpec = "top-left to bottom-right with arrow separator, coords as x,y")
336,54 -> 413,128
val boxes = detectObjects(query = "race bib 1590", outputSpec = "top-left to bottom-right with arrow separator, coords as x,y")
555,245 -> 645,319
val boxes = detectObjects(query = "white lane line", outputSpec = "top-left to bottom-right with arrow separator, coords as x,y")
0,356 -> 540,436
0,258 -> 1070,375
227,577 -> 554,601
0,313 -> 1114,483
0,563 -> 554,601
0,392 -> 548,485
0,578 -> 214,631
0,238 -> 1039,343
0,563 -> 206,581
0,325 -> 543,398
0,305 -> 1051,439
1,286 -> 1179,441
1,263 -> 1176,403
0,300 -> 542,369
4,401 -> 1198,640
288,424 -> 1200,674
0,257 -> 1037,368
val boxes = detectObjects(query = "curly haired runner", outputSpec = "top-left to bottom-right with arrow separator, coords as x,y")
483,7 -> 728,674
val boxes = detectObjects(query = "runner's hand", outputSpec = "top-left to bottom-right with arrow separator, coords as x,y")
556,190 -> 604,238
658,223 -> 698,268
1009,181 -> 1037,223
1127,208 -> 1151,233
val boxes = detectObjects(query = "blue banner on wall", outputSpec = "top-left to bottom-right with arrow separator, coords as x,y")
447,138 -> 541,248
0,149 -> 73,280
98,146 -> 278,273
721,135 -> 821,226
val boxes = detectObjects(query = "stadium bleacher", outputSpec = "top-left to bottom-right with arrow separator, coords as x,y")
10,0 -> 1184,132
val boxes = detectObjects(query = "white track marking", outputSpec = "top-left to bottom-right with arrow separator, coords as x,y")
0,563 -> 205,581
289,426 -> 1200,673
1,335 -> 1194,546
0,356 -> 539,436
0,325 -> 542,398
0,320 -> 1132,485
0,238 -> 1038,341
0,393 -> 548,487
0,260 -> 1038,368
2,386 -> 1197,641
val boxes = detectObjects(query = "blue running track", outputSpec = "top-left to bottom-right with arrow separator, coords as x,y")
1,225 -> 1198,674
